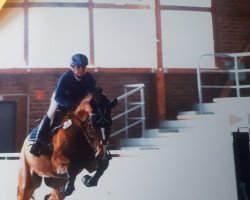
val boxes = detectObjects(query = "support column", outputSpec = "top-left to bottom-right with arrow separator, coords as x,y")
88,0 -> 95,65
155,0 -> 166,121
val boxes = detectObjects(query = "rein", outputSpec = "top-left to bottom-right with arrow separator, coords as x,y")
62,114 -> 96,149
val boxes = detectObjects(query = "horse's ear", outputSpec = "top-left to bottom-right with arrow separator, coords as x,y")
76,96 -> 92,121
85,104 -> 92,113
85,95 -> 92,101
76,109 -> 89,122
76,103 -> 91,121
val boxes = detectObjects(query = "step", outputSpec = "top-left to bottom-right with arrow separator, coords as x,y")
159,128 -> 179,133
178,111 -> 198,115
120,137 -> 171,148
143,129 -> 160,138
213,96 -> 250,103
199,104 -> 250,118
177,112 -> 214,120
143,128 -> 180,138
159,119 -> 196,129
120,146 -> 160,150
158,132 -> 185,137
193,103 -> 217,113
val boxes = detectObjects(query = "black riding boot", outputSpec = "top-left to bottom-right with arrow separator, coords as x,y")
30,115 -> 51,157
51,109 -> 66,130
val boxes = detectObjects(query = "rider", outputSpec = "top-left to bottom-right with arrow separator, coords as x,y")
30,53 -> 96,157
89,85 -> 118,159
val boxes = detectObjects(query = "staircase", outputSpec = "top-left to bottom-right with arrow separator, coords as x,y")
120,96 -> 250,149
118,97 -> 248,200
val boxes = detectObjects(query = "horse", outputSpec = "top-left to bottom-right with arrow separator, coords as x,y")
17,98 -> 107,200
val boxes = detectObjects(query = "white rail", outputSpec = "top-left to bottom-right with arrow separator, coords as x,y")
197,52 -> 250,113
111,84 -> 145,138
0,153 -> 20,159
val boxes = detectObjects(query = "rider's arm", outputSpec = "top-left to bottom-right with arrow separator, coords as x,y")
54,72 -> 77,110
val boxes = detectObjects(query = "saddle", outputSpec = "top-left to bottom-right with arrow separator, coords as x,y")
28,127 -> 54,157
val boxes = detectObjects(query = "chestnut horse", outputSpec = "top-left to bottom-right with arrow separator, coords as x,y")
17,98 -> 101,200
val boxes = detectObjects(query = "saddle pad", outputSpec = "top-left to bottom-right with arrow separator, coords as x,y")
28,126 -> 51,142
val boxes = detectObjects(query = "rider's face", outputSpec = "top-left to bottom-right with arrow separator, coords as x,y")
71,66 -> 87,77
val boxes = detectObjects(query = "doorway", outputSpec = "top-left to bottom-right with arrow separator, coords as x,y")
0,101 -> 16,153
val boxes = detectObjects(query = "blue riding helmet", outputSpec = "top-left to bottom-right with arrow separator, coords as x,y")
71,54 -> 88,67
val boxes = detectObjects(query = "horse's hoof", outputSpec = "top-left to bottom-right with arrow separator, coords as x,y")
59,184 -> 75,196
87,178 -> 98,187
82,175 -> 91,186
82,175 -> 98,187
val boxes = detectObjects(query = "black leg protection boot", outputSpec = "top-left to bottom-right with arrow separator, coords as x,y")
83,159 -> 109,187
30,115 -> 51,157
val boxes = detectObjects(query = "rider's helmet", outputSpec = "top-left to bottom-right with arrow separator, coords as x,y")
71,54 -> 88,67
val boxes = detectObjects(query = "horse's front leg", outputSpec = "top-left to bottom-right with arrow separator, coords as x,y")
82,158 -> 109,187
60,164 -> 78,196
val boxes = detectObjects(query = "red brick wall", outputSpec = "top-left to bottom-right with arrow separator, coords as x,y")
212,0 -> 250,53
165,69 -> 198,119
0,68 -> 225,126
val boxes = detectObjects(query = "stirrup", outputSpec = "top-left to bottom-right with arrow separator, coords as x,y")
30,141 -> 42,157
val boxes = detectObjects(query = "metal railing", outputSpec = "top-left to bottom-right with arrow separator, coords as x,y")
197,52 -> 250,113
111,83 -> 145,138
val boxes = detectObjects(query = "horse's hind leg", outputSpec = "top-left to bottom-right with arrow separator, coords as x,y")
18,168 -> 42,200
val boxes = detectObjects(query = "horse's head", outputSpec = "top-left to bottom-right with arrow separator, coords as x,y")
91,85 -> 103,103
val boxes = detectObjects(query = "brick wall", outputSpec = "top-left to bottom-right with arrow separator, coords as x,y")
0,68 -> 159,148
212,0 -> 250,53
165,69 -> 198,119
0,69 -> 222,124
0,67 -> 249,149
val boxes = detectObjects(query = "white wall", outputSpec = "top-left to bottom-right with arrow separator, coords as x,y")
29,7 -> 90,67
161,11 -> 214,68
0,8 -> 25,68
94,8 -> 156,68
0,0 -> 213,68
